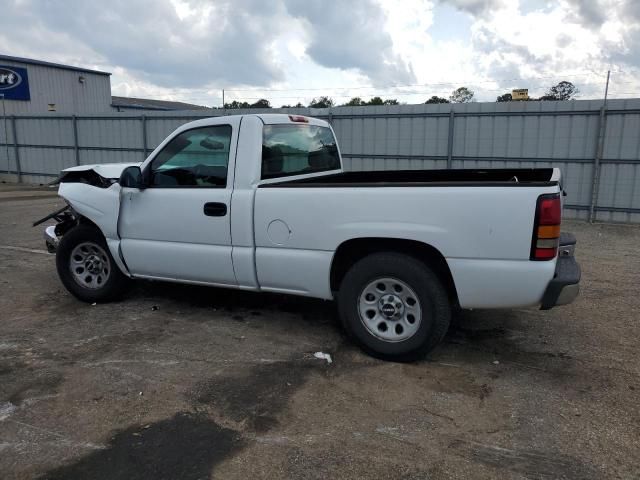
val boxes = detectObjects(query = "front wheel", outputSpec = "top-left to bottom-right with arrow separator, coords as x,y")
337,252 -> 451,361
55,225 -> 130,303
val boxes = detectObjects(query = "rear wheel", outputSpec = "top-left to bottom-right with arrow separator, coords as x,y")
56,225 -> 130,303
338,252 -> 451,361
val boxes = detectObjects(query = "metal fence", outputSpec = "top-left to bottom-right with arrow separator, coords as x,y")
2,99 -> 640,223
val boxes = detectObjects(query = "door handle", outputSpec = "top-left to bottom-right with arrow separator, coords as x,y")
203,202 -> 227,217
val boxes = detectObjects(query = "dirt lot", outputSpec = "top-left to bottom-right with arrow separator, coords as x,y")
0,183 -> 638,480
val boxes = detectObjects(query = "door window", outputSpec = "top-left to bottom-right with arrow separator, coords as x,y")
149,125 -> 232,187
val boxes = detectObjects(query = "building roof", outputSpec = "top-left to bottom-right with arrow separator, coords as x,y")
0,54 -> 111,76
111,96 -> 210,111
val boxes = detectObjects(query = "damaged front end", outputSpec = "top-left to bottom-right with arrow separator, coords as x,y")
33,162 -> 138,253
33,205 -> 77,253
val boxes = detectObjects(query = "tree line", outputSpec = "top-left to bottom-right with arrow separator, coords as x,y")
222,81 -> 579,109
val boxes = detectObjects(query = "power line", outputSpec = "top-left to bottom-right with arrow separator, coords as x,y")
121,70 -> 623,106
223,71 -> 606,93
128,73 -> 615,100
219,83 -> 609,101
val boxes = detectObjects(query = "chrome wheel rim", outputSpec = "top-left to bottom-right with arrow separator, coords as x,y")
357,277 -> 422,342
69,242 -> 111,290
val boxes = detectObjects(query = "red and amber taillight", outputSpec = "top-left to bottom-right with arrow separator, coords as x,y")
531,193 -> 561,260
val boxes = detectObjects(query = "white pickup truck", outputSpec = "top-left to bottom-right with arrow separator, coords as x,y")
37,113 -> 580,360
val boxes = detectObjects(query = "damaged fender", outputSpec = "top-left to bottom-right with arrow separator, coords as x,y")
54,163 -> 141,276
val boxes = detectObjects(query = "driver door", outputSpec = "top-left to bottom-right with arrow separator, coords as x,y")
119,122 -> 237,286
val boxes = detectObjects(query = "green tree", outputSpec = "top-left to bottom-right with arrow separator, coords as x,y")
344,97 -> 365,106
425,95 -> 450,104
250,98 -> 271,108
449,87 -> 474,103
346,97 -> 400,106
224,100 -> 250,109
308,96 -> 334,108
496,93 -> 512,102
542,81 -> 579,101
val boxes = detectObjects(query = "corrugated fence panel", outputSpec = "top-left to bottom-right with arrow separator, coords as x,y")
343,156 -> 446,172
77,118 -> 143,149
79,149 -> 143,165
4,99 -> 640,222
604,113 -> 640,160
0,146 -> 17,176
145,118 -> 193,149
16,117 -> 74,146
20,146 -> 75,175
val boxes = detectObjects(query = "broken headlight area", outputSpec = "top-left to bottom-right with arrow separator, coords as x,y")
51,169 -> 117,189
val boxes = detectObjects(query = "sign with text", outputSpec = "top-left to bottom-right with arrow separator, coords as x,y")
512,88 -> 529,100
0,65 -> 31,100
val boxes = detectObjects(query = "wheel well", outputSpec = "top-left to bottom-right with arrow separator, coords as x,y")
330,238 -> 459,305
77,215 -> 101,232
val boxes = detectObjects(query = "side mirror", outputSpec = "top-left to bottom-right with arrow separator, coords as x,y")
119,165 -> 146,189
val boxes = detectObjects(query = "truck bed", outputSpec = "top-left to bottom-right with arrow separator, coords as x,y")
260,168 -> 557,188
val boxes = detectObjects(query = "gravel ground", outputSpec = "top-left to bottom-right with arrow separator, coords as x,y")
0,184 -> 639,479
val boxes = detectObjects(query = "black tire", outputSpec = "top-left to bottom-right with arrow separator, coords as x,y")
337,252 -> 451,362
56,224 -> 130,303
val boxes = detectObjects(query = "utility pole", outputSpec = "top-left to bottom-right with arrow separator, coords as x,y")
222,89 -> 225,110
589,70 -> 610,223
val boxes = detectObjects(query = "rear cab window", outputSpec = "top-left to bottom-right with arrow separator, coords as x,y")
261,124 -> 341,179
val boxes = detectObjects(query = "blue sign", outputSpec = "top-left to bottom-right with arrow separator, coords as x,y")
0,65 -> 30,101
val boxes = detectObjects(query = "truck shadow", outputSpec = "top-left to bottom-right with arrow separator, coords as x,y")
439,309 -> 576,382
132,279 -> 340,327
131,280 -> 573,377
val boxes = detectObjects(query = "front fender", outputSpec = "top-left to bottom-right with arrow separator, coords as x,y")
57,183 -> 130,277
58,182 -> 122,240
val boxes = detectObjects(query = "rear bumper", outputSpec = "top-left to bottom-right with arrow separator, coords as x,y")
540,233 -> 581,310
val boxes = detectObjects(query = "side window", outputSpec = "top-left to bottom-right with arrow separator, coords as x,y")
261,124 -> 340,179
150,125 -> 232,187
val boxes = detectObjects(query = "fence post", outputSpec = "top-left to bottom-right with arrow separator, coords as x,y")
589,70 -> 610,223
447,109 -> 455,169
141,115 -> 148,159
589,106 -> 608,223
72,115 -> 80,166
10,116 -> 21,182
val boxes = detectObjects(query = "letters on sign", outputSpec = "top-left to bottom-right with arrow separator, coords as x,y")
0,66 -> 30,100
511,89 -> 529,101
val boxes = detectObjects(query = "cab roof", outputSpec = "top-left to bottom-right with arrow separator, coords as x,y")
177,113 -> 330,130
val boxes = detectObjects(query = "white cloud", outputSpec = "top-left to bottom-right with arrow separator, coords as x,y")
440,0 -> 507,17
0,0 -> 639,105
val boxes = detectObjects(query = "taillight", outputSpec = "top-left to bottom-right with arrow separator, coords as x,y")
531,193 -> 561,261
288,115 -> 309,123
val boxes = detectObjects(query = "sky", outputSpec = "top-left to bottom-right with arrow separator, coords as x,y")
0,0 -> 638,107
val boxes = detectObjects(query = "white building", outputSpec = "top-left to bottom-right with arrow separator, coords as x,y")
0,54 -> 112,114
0,54 -> 207,114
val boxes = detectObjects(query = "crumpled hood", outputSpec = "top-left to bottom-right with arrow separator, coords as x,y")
62,162 -> 142,179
